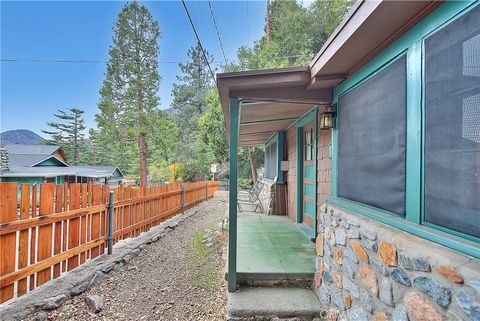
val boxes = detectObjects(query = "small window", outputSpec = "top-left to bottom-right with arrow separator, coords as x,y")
337,55 -> 407,216
304,128 -> 313,161
424,5 -> 480,238
264,141 -> 277,179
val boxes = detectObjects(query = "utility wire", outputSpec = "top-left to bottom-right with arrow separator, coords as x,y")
208,0 -> 227,65
1,58 -> 223,65
181,0 -> 217,84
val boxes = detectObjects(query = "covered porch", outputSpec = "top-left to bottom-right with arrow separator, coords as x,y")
217,66 -> 332,291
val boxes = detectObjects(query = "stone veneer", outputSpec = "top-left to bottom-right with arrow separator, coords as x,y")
314,203 -> 480,321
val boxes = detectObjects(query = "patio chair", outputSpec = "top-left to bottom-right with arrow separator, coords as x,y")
237,180 -> 265,213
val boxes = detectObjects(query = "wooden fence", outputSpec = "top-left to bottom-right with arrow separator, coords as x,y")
0,180 -> 219,304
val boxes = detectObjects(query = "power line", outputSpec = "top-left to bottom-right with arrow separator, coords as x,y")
208,0 -> 227,65
1,58 -> 181,64
181,0 -> 217,84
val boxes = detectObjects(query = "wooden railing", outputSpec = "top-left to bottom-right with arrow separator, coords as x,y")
0,180 -> 219,304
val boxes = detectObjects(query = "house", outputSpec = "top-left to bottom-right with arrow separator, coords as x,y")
219,1 -> 479,320
0,144 -> 124,187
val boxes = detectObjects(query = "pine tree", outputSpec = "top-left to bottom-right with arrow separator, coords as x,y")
42,107 -> 86,164
171,42 -> 215,180
96,1 -> 162,187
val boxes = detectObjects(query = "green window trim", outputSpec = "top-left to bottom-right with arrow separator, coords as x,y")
331,1 -> 480,258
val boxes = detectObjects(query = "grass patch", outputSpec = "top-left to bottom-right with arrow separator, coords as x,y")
190,226 -> 222,291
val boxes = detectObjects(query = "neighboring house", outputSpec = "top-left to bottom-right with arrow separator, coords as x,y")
0,144 -> 124,187
219,1 -> 479,320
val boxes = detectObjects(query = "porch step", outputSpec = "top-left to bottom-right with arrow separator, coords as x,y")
226,286 -> 326,321
235,272 -> 313,288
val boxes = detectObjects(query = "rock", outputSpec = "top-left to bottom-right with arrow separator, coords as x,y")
324,241 -> 332,258
348,305 -> 368,321
399,254 -> 431,272
90,271 -> 106,286
390,268 -> 411,286
372,312 -> 389,321
327,228 -> 336,246
71,280 -> 90,296
344,293 -> 352,309
371,258 -> 388,276
342,276 -> 359,298
360,238 -> 378,252
340,220 -> 350,229
359,287 -> 374,313
323,213 -> 332,226
123,254 -> 133,263
360,229 -> 376,240
101,263 -> 115,273
334,249 -> 343,266
343,258 -> 357,278
379,278 -> 393,306
85,295 -> 104,313
335,229 -> 347,245
323,271 -> 333,284
468,280 -> 480,294
320,204 -> 327,213
205,242 -> 213,247
347,229 -> 360,239
350,240 -> 368,262
358,265 -> 378,295
346,219 -> 360,228
331,287 -> 345,310
113,261 -> 124,272
319,283 -> 330,304
413,276 -> 451,307
345,246 -> 359,264
314,272 -> 322,288
436,265 -> 463,284
34,311 -> 48,321
324,254 -> 332,270
379,241 -> 397,266
43,294 -> 66,310
456,290 -> 480,321
316,234 -> 324,256
404,292 -> 443,321
332,270 -> 342,288
392,304 -> 408,321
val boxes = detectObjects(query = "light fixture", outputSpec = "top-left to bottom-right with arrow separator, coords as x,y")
320,106 -> 336,130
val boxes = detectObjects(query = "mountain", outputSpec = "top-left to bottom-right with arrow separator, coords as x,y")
0,129 -> 45,145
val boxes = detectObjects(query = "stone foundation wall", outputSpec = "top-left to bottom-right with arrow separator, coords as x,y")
313,203 -> 480,321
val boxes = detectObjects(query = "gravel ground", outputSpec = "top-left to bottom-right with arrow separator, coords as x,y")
35,198 -> 228,321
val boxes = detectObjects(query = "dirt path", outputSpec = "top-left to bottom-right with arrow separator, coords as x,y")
42,198 -> 228,321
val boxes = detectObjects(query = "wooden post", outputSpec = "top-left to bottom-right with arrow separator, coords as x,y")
228,97 -> 239,292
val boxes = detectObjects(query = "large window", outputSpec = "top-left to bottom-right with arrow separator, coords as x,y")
264,141 -> 277,180
337,55 -> 407,216
424,5 -> 480,238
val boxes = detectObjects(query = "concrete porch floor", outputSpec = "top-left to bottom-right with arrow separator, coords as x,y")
231,212 -> 317,285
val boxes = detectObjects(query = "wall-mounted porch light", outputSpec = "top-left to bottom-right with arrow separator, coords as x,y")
320,106 -> 336,130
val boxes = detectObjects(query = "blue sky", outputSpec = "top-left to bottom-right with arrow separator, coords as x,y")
1,1 -> 266,136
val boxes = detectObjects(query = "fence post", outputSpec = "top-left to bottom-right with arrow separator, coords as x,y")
107,191 -> 114,255
206,181 -> 208,201
181,183 -> 185,213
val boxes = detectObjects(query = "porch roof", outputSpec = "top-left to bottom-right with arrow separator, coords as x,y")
217,67 -> 331,146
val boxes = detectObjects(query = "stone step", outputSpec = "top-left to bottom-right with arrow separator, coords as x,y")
227,286 -> 327,321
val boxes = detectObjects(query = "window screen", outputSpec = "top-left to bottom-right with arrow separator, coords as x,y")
424,6 -> 480,238
264,141 -> 277,179
337,55 -> 407,216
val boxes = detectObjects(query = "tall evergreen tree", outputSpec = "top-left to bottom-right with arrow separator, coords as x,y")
42,107 -> 86,164
171,42 -> 215,180
96,1 -> 161,187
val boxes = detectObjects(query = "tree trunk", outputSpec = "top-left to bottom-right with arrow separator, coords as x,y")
138,134 -> 148,187
247,147 -> 257,183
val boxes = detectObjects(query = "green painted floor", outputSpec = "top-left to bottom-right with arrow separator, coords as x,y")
237,214 -> 316,274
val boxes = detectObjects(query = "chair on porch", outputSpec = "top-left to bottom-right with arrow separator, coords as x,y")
237,180 -> 265,213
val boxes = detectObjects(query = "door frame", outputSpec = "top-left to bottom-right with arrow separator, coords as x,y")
295,109 -> 318,239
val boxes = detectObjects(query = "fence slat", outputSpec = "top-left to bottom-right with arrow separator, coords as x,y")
0,183 -> 18,303
36,183 -> 54,287
53,184 -> 63,278
17,184 -> 30,296
29,183 -> 37,291
67,184 -> 80,271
